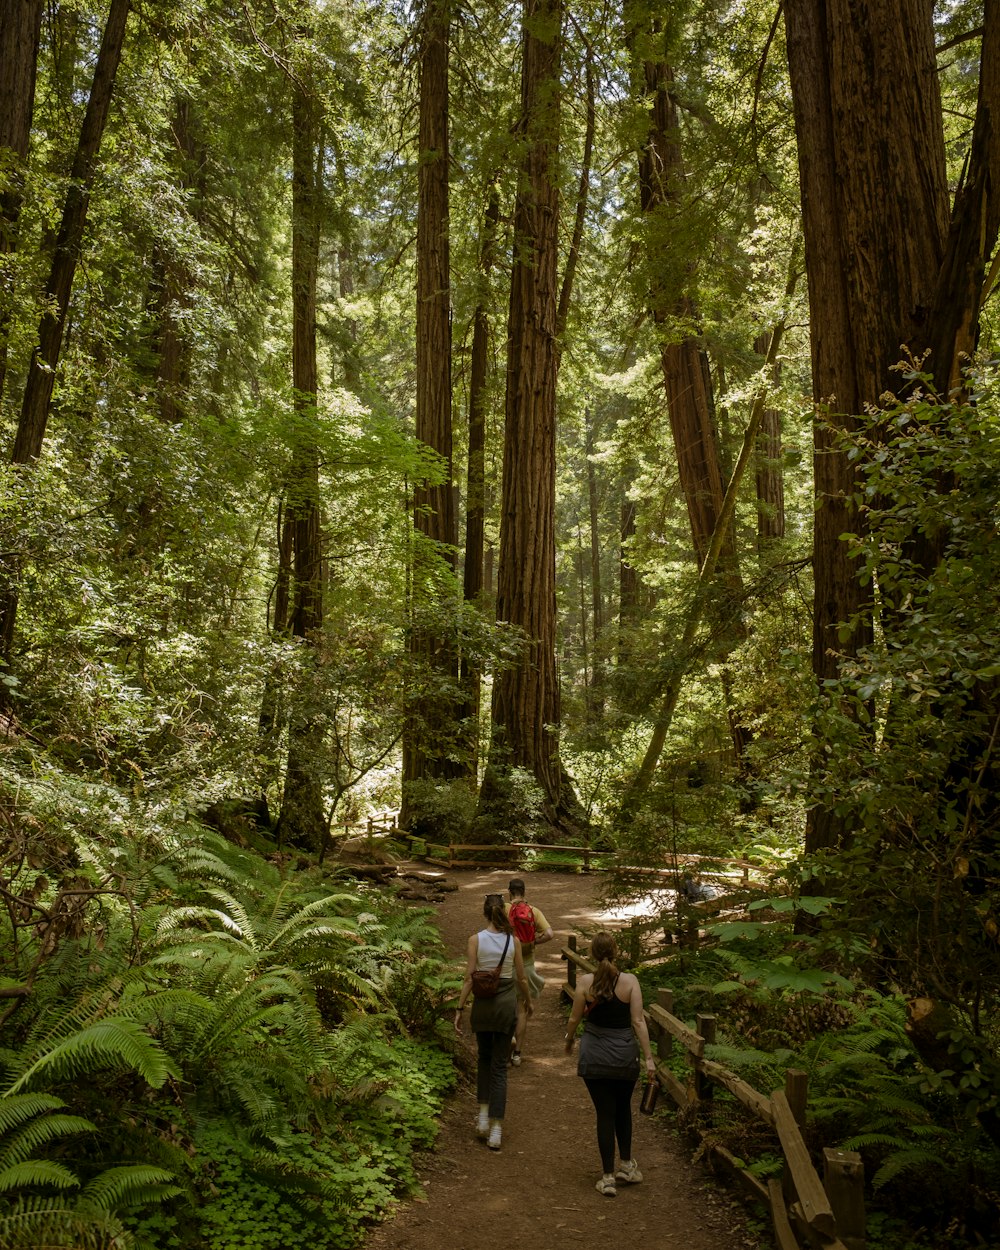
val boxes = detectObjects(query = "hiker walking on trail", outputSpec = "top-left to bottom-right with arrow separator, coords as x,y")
564,930 -> 656,1198
454,893 -> 533,1152
504,877 -> 553,1066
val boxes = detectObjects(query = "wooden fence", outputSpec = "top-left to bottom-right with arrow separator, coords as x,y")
561,937 -> 866,1250
404,833 -> 764,887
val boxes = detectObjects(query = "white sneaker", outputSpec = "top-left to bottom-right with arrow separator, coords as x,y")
595,1174 -> 617,1197
615,1158 -> 643,1184
488,1121 -> 502,1151
476,1106 -> 489,1140
510,1050 -> 522,1067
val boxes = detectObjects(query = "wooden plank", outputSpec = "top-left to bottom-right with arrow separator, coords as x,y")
771,1090 -> 836,1239
699,1058 -> 774,1125
560,944 -> 595,972
647,1002 -> 705,1058
658,1063 -> 689,1110
768,1178 -> 803,1250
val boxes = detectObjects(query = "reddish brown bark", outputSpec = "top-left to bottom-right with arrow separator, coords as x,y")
458,186 -> 500,780
279,70 -> 325,848
0,0 -> 43,405
483,0 -> 575,828
754,330 -> 785,550
401,0 -> 461,820
783,1 -> 1000,852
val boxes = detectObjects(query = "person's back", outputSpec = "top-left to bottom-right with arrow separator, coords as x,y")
586,980 -> 632,1029
504,877 -> 554,1066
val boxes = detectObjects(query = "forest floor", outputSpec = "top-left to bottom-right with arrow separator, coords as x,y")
362,865 -> 769,1250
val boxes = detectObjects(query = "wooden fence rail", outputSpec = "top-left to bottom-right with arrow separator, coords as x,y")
561,937 -> 866,1250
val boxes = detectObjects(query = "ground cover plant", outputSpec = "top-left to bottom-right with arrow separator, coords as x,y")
0,749 -> 458,1250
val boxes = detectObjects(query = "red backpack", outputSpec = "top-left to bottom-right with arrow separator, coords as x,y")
509,900 -> 536,946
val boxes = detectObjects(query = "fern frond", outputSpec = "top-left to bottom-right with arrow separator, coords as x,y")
0,1160 -> 81,1191
0,1094 -> 67,1135
200,888 -> 259,948
871,1146 -> 947,1189
154,906 -> 246,940
78,1164 -> 179,1212
0,1195 -> 131,1250
7,1019 -> 178,1094
0,1114 -> 96,1168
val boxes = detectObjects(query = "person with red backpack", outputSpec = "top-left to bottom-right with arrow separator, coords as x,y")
504,878 -> 554,1066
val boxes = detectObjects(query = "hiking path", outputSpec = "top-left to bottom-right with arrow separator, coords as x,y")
363,866 -> 768,1250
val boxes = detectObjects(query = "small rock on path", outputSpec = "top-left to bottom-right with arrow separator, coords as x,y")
363,866 -> 767,1250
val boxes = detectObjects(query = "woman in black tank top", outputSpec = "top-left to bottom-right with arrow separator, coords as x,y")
563,932 -> 656,1197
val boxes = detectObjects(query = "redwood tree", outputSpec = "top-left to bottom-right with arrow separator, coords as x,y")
481,0 -> 576,830
401,0 -> 461,826
784,0 -> 1000,854
0,0 -> 43,406
278,60 -> 326,848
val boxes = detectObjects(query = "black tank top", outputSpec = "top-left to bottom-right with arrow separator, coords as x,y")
586,976 -> 632,1028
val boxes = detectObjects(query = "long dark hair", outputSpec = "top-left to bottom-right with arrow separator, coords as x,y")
590,931 -> 619,1001
484,893 -> 512,933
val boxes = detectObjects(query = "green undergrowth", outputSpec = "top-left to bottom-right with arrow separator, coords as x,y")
633,899 -> 1000,1250
0,757 -> 460,1250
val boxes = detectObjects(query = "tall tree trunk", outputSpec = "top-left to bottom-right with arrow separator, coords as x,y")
633,36 -> 733,570
0,0 -> 130,666
278,69 -> 325,849
616,318 -> 789,822
481,0 -> 579,832
618,494 -> 640,665
401,0 -> 460,828
754,330 -> 785,551
12,0 -> 131,465
0,0 -> 44,406
783,0 -> 951,854
585,407 -> 604,717
630,10 -> 748,767
458,185 -> 500,782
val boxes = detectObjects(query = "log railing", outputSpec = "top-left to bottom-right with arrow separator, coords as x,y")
560,937 -> 866,1250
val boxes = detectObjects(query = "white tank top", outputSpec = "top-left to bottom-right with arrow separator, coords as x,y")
477,928 -> 514,977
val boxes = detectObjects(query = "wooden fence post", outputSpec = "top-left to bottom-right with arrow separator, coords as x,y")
784,1069 -> 808,1125
694,1013 -> 716,1112
824,1148 -> 866,1250
626,915 -> 642,965
781,1069 -> 809,1210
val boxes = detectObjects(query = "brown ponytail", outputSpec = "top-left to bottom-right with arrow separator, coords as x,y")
590,931 -> 619,1001
484,893 -> 512,933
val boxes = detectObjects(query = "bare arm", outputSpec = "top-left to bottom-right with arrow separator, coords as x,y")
627,974 -> 656,1071
454,933 -> 479,1033
564,972 -> 594,1052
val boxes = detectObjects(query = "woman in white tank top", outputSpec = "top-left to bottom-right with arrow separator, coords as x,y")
454,893 -> 533,1151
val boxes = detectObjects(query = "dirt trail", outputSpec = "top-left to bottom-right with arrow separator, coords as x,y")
364,866 -> 767,1250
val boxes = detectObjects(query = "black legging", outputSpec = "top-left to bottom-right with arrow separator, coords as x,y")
583,1077 -> 638,1173
476,1030 -> 512,1118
